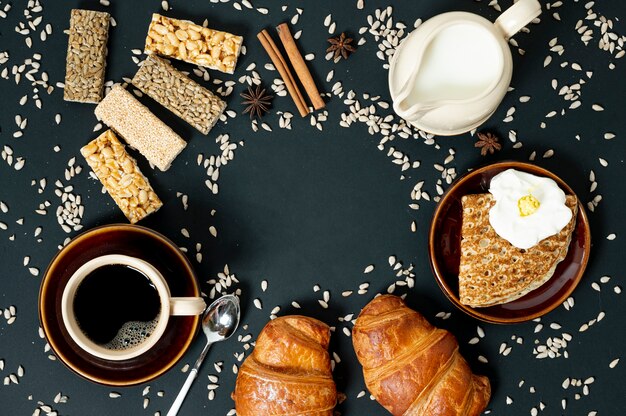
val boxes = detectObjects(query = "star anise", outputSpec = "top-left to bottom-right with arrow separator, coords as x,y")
475,132 -> 502,156
240,85 -> 273,119
327,32 -> 356,60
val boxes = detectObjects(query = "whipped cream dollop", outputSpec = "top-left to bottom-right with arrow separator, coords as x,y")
488,169 -> 572,249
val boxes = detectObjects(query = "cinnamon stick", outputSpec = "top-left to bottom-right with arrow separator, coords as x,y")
276,23 -> 325,110
257,30 -> 309,117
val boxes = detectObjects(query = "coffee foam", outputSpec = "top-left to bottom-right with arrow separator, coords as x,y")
103,318 -> 159,351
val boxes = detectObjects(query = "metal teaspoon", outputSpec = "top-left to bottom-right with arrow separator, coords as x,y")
166,294 -> 240,416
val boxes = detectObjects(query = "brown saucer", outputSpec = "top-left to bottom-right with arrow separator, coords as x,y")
39,224 -> 201,386
428,161 -> 591,324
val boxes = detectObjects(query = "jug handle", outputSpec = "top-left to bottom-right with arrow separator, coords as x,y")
494,0 -> 542,40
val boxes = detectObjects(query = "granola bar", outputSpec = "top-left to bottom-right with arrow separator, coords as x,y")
132,55 -> 226,135
81,130 -> 162,223
144,14 -> 243,74
64,9 -> 110,103
94,84 -> 187,171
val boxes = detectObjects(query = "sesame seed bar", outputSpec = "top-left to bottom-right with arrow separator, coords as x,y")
81,130 -> 162,224
64,9 -> 110,104
94,85 -> 186,171
132,55 -> 226,135
144,14 -> 243,74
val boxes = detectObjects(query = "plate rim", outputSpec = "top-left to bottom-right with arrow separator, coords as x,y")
38,223 -> 201,386
428,161 -> 591,324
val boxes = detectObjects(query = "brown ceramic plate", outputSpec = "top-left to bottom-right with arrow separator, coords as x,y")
39,224 -> 201,386
428,161 -> 591,324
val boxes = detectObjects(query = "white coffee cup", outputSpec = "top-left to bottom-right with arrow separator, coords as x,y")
61,254 -> 206,361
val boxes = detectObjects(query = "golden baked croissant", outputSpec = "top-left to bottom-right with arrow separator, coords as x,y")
232,315 -> 337,416
352,295 -> 491,416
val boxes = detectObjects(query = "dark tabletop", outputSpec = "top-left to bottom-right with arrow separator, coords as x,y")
1,0 -> 625,415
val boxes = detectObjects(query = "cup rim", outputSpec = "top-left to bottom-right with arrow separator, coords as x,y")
39,223 -> 201,386
60,254 -> 172,361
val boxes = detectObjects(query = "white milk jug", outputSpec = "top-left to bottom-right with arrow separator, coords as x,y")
389,0 -> 542,136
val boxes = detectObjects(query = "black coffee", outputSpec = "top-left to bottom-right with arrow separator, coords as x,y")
73,264 -> 161,350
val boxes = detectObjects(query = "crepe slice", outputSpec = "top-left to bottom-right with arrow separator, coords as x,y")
458,193 -> 578,308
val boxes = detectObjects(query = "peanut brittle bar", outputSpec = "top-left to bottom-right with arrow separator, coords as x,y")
81,130 -> 162,223
144,14 -> 243,74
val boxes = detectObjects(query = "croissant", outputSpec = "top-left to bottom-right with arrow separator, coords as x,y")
352,295 -> 490,416
232,315 -> 337,416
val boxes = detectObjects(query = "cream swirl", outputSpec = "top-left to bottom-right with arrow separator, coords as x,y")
488,169 -> 572,249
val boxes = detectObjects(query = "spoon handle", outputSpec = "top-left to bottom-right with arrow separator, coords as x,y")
166,341 -> 212,416
192,339 -> 212,373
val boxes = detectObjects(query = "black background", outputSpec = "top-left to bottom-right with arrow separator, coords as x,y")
0,0 -> 625,415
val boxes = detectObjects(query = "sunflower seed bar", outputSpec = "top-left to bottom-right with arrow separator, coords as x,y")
95,85 -> 186,171
144,14 -> 243,74
132,55 -> 226,135
81,130 -> 162,223
64,9 -> 110,103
